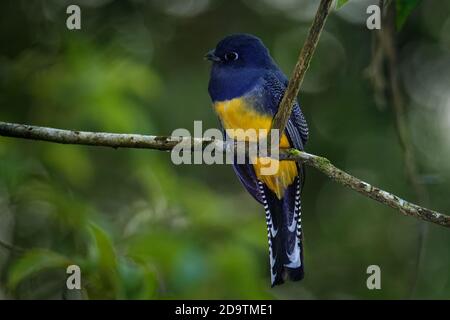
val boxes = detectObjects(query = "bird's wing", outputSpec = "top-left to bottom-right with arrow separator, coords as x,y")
221,128 -> 263,204
232,163 -> 264,204
221,71 -> 309,205
264,70 -> 309,148
290,103 -> 309,148
262,70 -> 308,191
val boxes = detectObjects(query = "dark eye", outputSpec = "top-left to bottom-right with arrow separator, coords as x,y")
224,52 -> 239,61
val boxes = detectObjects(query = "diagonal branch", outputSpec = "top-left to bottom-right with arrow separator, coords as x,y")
0,121 -> 448,228
380,3 -> 427,203
378,1 -> 429,297
284,149 -> 449,228
270,0 -> 333,136
0,238 -> 25,254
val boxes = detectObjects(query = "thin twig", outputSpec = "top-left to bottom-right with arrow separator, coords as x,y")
0,238 -> 25,254
375,1 -> 430,297
381,4 -> 427,203
270,0 -> 333,136
0,121 -> 448,228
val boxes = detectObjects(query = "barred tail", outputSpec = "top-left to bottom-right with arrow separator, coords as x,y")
283,177 -> 304,281
258,178 -> 304,287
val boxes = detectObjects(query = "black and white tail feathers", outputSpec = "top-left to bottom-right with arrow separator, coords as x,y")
258,178 -> 304,287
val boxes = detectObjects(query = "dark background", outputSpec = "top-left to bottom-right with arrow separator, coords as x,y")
0,0 -> 449,299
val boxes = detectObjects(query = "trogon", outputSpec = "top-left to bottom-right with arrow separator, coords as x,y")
206,34 -> 309,286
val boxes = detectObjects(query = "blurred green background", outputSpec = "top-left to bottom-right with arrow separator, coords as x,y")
0,0 -> 450,299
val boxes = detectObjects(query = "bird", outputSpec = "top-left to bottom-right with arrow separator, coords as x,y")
205,34 -> 309,286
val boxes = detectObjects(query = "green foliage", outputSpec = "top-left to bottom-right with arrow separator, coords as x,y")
396,0 -> 421,30
86,223 -> 120,298
29,38 -> 161,133
8,250 -> 71,290
89,224 -> 118,274
336,0 -> 349,9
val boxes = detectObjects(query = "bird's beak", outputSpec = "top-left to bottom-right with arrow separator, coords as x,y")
204,50 -> 221,62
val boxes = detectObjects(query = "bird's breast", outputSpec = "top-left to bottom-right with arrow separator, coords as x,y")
214,98 -> 263,138
213,97 -> 290,146
213,96 -> 297,199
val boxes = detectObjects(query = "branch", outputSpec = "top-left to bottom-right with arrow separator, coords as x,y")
1,121 -> 449,228
284,149 -> 449,228
0,238 -> 25,254
379,1 -> 429,297
380,3 -> 427,203
0,121 -> 214,151
270,0 -> 333,135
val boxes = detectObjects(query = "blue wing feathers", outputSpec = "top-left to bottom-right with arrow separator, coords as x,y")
263,71 -> 308,148
232,163 -> 263,204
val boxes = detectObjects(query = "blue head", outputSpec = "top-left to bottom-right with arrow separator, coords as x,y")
206,34 -> 277,102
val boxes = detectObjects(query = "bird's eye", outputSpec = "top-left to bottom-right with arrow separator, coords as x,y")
224,52 -> 239,61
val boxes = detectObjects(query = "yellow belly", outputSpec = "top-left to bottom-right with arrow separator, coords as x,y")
214,98 -> 297,199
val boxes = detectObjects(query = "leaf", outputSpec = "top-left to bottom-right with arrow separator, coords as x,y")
396,0 -> 421,30
89,223 -> 118,272
43,144 -> 93,187
88,223 -> 120,298
336,0 -> 349,9
117,259 -> 158,299
8,249 -> 70,289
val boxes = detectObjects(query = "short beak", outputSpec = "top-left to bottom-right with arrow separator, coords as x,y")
204,50 -> 221,62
